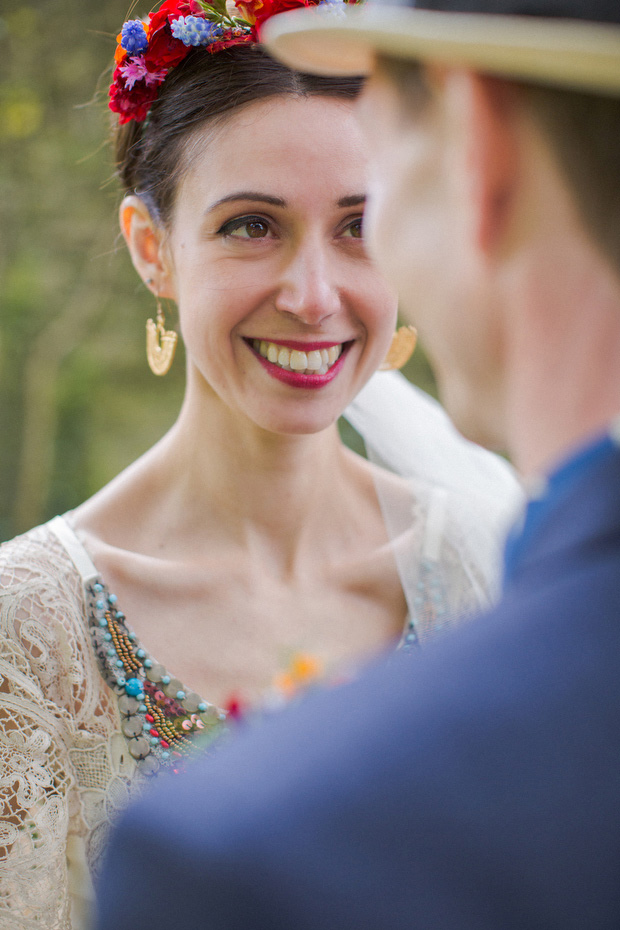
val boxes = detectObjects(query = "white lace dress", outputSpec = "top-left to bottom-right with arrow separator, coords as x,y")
0,376 -> 523,930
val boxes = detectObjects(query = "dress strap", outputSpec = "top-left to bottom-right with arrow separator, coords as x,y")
47,515 -> 100,584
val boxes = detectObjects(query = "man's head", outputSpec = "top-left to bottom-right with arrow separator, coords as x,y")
264,2 -> 620,462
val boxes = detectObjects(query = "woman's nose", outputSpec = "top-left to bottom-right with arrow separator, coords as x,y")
274,242 -> 341,325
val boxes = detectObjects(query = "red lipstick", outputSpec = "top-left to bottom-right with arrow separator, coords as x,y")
247,341 -> 349,389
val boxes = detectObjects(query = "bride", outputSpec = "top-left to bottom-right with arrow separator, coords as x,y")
0,1 -> 520,926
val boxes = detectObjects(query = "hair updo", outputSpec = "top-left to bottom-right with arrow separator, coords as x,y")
115,45 -> 364,227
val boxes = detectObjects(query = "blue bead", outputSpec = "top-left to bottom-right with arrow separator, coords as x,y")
107,648 -> 116,657
109,594 -> 118,604
138,704 -> 147,713
117,612 -> 126,621
198,702 -> 207,713
127,630 -> 136,640
161,751 -> 170,761
143,721 -> 150,731
98,618 -> 108,627
103,633 -> 112,641
116,659 -> 124,668
143,658 -> 152,668
96,600 -> 105,610
93,582 -> 103,593
137,649 -> 146,659
218,712 -> 227,722
161,675 -> 170,685
117,676 -> 126,686
176,690 -> 186,701
125,678 -> 143,697
150,737 -> 159,746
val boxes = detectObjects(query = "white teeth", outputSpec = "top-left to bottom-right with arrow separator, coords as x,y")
290,350 -> 308,371
307,350 -> 322,371
250,339 -> 345,375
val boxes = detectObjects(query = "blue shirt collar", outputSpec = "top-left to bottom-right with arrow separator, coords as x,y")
503,415 -> 620,586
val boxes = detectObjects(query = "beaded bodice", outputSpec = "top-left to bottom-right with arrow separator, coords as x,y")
87,578 -> 227,780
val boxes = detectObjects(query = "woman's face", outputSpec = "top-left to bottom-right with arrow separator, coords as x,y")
161,94 -> 398,436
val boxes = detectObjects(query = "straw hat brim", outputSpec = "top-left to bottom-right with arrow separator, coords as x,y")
262,6 -> 620,97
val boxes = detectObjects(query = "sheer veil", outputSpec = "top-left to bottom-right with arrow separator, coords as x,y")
344,371 -> 523,635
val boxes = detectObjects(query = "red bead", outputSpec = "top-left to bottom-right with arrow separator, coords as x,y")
145,714 -> 154,723
160,739 -> 170,748
149,728 -> 159,737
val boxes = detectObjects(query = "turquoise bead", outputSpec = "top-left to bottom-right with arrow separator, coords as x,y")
109,594 -> 118,604
198,702 -> 207,713
96,600 -> 105,610
176,690 -> 185,701
161,675 -> 170,685
98,618 -> 108,628
125,678 -> 143,697
137,649 -> 146,659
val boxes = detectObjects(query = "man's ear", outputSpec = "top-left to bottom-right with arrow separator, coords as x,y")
442,69 -> 520,256
119,195 -> 176,299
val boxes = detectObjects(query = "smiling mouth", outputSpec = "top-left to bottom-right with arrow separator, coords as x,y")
249,339 -> 345,376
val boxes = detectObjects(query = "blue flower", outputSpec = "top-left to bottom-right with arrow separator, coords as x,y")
170,15 -> 222,47
121,20 -> 149,55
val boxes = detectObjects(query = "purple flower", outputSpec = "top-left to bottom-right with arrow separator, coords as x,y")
121,20 -> 149,55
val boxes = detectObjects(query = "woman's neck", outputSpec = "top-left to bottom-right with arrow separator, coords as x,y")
75,378 -> 366,576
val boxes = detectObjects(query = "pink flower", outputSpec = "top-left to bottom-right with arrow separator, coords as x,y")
120,56 -> 167,90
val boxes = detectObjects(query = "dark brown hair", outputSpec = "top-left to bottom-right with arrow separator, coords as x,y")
115,45 -> 363,226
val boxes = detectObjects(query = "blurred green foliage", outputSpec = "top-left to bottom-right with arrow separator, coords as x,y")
0,0 -> 436,542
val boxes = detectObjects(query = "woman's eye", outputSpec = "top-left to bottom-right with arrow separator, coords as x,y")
342,217 -> 363,239
221,217 -> 271,239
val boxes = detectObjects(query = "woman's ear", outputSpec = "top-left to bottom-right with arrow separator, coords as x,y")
119,195 -> 176,299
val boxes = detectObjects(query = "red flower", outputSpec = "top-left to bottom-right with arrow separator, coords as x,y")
144,27 -> 190,71
147,0 -> 192,37
208,32 -> 255,53
109,80 -> 161,125
252,0 -> 319,29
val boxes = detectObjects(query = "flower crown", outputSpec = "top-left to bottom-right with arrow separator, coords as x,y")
110,0 -> 351,124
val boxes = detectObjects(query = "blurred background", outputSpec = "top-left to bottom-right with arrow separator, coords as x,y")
0,0 -> 437,544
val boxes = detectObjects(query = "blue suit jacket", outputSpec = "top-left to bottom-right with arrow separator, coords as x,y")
96,445 -> 620,930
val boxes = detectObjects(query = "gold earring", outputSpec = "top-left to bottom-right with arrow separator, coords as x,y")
146,296 -> 178,376
379,326 -> 417,371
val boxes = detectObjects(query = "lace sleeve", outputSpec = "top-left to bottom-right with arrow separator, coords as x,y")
0,526 -> 116,930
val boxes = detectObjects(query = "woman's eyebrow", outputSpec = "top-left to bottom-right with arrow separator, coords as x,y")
208,192 -> 287,211
338,194 -> 365,208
